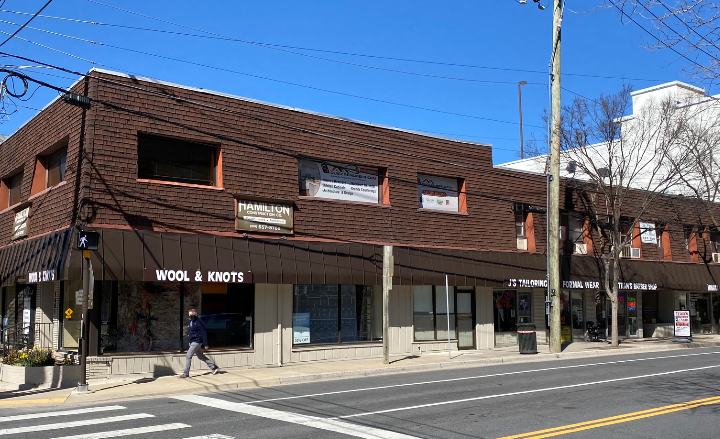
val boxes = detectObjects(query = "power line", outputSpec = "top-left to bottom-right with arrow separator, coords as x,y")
0,8 -> 668,83
657,1 -> 720,54
0,53 -> 549,188
0,19 -> 543,87
5,30 -> 545,129
0,0 -> 53,47
607,0 -> 713,76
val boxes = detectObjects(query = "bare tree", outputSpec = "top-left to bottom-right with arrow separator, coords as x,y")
600,1 -> 720,83
559,85 -> 685,346
664,98 -> 720,228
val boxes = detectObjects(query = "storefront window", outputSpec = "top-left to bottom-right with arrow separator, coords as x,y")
413,286 -> 461,341
413,286 -> 434,341
518,292 -> 532,323
2,286 -> 16,344
116,282 -> 181,352
642,291 -> 658,324
62,281 -> 82,349
198,283 -> 254,348
493,290 -> 516,332
691,293 -> 712,334
628,294 -> 638,336
293,285 -> 381,345
713,293 -> 720,326
571,291 -> 584,340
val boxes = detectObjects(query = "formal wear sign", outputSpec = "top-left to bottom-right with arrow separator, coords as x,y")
298,159 -> 379,203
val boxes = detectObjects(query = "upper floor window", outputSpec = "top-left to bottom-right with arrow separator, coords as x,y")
418,174 -> 461,212
561,213 -> 586,254
299,159 -> 381,204
710,232 -> 720,262
47,147 -> 67,187
7,172 -> 22,207
138,134 -> 218,186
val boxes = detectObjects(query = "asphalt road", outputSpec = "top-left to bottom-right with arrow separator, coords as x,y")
4,347 -> 720,439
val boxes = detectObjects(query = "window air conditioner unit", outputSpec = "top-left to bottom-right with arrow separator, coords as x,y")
630,248 -> 641,259
517,237 -> 528,251
574,243 -> 587,255
713,253 -> 720,264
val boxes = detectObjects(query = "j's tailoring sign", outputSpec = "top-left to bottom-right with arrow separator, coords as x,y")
143,269 -> 253,283
236,199 -> 293,234
298,159 -> 379,204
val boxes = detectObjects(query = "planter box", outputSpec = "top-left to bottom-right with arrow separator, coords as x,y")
0,364 -> 81,390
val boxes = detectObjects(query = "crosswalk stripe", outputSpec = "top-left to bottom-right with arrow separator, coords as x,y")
173,395 -> 419,439
0,413 -> 153,435
0,405 -> 126,423
180,435 -> 234,439
52,423 -> 192,439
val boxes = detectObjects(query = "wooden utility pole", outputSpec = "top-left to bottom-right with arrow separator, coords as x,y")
548,0 -> 563,354
382,245 -> 393,364
78,250 -> 91,393
518,81 -> 527,159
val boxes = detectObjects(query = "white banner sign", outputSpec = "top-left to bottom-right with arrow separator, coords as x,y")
299,160 -> 379,203
639,222 -> 657,244
418,174 -> 459,211
674,310 -> 691,337
13,207 -> 29,240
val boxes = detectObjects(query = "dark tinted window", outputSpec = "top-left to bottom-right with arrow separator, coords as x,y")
137,135 -> 216,186
47,147 -> 67,187
8,172 -> 22,206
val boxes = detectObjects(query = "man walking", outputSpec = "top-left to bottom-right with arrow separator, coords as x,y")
179,309 -> 219,378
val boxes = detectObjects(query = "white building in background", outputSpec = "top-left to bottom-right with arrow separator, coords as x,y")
496,81 -> 720,200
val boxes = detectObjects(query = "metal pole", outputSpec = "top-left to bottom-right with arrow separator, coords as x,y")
77,252 -> 90,393
548,0 -> 563,354
518,81 -> 527,159
446,274 -> 451,359
382,245 -> 392,364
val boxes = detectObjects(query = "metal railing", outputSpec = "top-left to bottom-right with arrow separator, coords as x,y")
1,323 -> 55,353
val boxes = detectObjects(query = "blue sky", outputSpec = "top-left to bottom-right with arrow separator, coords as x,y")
1,0 -> 700,164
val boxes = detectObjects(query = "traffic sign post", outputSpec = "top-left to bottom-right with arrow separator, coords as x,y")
75,230 -> 98,394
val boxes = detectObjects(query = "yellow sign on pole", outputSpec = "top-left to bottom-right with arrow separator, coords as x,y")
65,308 -> 73,319
82,250 -> 90,259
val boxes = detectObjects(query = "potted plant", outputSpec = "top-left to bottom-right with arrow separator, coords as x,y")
0,347 -> 80,389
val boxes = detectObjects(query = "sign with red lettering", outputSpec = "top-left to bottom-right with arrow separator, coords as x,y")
674,310 -> 691,337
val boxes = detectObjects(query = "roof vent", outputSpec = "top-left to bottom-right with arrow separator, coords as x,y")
566,161 -> 577,173
598,168 -> 611,178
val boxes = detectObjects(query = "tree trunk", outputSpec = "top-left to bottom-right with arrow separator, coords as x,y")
611,246 -> 621,347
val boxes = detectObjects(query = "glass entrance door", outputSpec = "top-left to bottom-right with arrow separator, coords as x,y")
615,294 -> 627,337
456,290 -> 474,349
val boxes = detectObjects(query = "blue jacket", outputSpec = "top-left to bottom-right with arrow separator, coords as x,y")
189,317 -> 209,346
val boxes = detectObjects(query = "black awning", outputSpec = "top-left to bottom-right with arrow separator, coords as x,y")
0,228 -> 72,287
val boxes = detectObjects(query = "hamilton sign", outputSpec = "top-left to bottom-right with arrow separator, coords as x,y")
143,269 -> 253,283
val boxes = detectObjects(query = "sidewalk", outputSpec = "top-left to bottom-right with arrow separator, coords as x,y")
2,335 -> 719,406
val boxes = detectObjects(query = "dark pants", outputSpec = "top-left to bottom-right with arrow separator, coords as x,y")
184,342 -> 216,376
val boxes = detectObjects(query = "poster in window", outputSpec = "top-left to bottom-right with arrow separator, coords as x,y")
298,159 -> 379,203
293,312 -> 310,344
418,174 -> 459,211
639,222 -> 657,244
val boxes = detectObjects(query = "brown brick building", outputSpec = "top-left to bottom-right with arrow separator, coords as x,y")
0,71 -> 718,378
